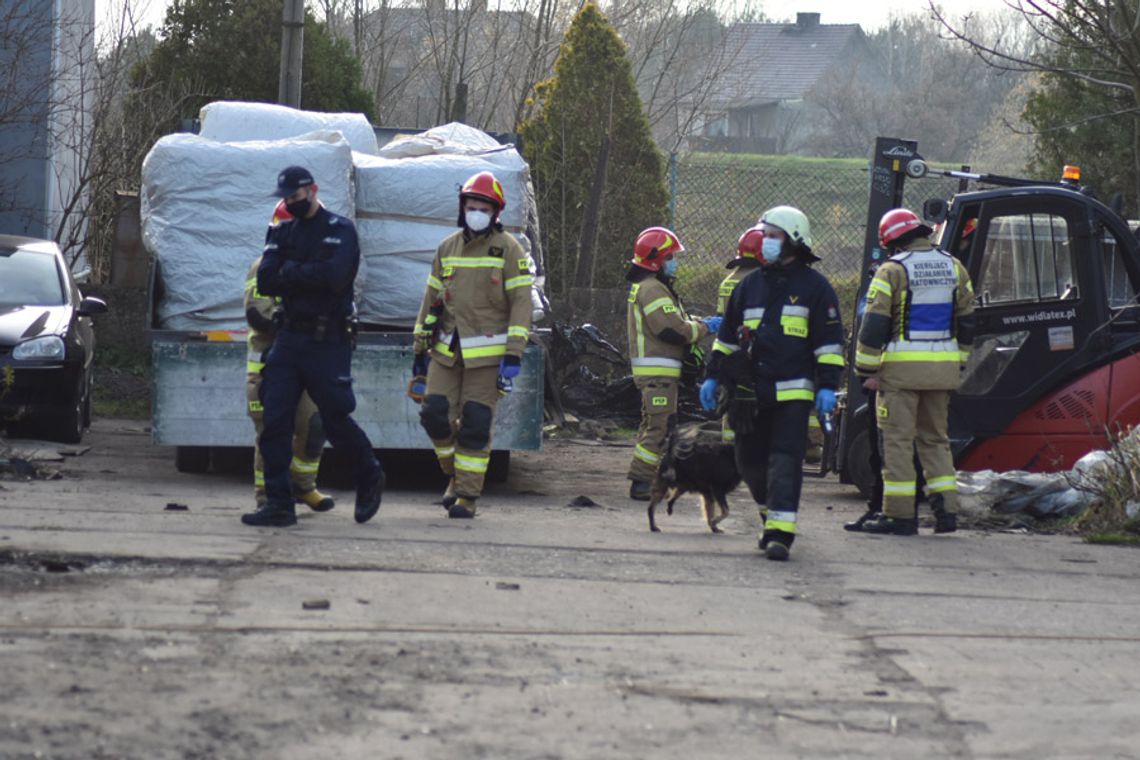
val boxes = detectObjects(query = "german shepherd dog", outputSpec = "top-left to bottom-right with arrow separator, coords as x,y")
647,421 -> 742,533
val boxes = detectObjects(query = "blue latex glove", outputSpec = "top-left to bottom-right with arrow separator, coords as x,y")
499,355 -> 521,380
815,388 -> 837,416
412,353 -> 429,377
702,315 -> 723,334
699,378 -> 719,411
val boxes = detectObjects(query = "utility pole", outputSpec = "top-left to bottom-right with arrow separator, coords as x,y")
278,0 -> 305,107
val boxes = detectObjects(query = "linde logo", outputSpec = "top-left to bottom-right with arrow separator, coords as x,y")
883,145 -> 914,158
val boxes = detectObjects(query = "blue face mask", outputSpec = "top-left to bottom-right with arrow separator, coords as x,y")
760,237 -> 783,263
662,259 -> 679,277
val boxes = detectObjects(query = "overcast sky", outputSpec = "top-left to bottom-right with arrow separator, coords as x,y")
96,0 -> 1007,36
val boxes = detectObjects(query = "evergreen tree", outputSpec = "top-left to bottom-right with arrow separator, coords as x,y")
520,2 -> 668,295
132,0 -> 375,127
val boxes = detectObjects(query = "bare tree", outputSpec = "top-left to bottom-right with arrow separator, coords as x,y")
932,0 -> 1140,203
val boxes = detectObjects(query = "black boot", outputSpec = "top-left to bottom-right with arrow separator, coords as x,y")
448,496 -> 477,519
930,494 -> 957,534
241,502 -> 297,527
629,480 -> 651,501
355,470 -> 386,524
844,508 -> 880,532
862,514 -> 918,536
759,529 -> 794,561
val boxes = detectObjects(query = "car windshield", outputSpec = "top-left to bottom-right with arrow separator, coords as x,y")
0,248 -> 65,307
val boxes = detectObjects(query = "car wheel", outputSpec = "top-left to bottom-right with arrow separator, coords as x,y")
844,427 -> 875,501
45,398 -> 84,444
175,446 -> 211,474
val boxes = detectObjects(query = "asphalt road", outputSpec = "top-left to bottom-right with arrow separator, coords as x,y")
0,419 -> 1137,759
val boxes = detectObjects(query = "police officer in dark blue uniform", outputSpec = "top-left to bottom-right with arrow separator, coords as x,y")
242,166 -> 385,527
700,206 -> 844,561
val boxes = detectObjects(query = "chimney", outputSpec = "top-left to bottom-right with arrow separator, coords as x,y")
796,12 -> 820,29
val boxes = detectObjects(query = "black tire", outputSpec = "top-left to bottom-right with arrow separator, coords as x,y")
844,427 -> 875,501
44,396 -> 84,444
175,446 -> 211,473
485,450 -> 510,483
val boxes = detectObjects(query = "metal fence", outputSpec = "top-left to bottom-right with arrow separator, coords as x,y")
667,152 -> 961,321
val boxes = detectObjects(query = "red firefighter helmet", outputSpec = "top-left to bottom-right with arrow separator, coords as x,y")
270,199 -> 293,227
632,226 -> 684,272
736,226 -> 765,259
879,208 -> 933,248
460,171 -> 505,210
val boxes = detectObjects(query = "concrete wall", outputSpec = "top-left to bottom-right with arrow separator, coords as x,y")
0,0 -> 94,265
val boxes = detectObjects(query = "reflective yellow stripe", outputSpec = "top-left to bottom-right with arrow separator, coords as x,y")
644,297 -> 675,315
247,361 -> 265,373
713,339 -> 738,355
441,257 -> 505,269
766,510 -> 797,534
434,444 -> 455,458
244,276 -> 258,294
776,389 -> 814,402
883,480 -> 917,495
817,354 -> 844,367
722,429 -> 735,443
455,453 -> 489,473
781,314 -> 808,338
508,326 -> 530,339
959,350 -> 970,363
855,351 -> 881,368
254,470 -> 264,487
291,457 -> 320,474
462,343 -> 508,358
867,279 -> 892,299
427,274 -> 444,290
505,275 -> 534,290
926,475 -> 958,493
743,319 -> 761,329
634,444 -> 661,465
434,341 -> 455,357
882,351 -> 962,363
632,365 -> 681,378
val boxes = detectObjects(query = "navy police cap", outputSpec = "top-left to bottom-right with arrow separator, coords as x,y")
273,166 -> 315,197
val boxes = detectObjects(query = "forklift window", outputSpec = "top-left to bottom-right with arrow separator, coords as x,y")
1103,225 -> 1140,309
975,213 -> 1076,305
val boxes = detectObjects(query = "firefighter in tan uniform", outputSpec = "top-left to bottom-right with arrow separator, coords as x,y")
626,226 -> 720,501
715,226 -> 764,444
413,172 -> 534,519
854,208 -> 976,535
243,200 -> 334,513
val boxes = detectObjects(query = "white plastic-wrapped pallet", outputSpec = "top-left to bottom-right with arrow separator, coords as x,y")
198,100 -> 380,155
141,131 -> 355,331
353,122 -> 546,327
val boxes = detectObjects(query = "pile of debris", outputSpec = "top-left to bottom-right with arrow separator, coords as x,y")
542,322 -> 711,430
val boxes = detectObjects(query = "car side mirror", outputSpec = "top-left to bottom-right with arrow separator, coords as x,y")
78,296 -> 108,316
923,198 -> 948,224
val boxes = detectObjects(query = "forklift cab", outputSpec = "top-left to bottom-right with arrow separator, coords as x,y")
837,136 -> 1140,498
937,187 -> 1140,471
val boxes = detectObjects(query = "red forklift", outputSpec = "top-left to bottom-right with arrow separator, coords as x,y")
834,137 -> 1140,497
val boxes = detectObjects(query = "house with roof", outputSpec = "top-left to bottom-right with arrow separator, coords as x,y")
694,12 -> 882,154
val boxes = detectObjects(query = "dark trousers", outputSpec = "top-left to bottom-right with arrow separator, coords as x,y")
734,400 -> 811,533
259,329 -> 380,509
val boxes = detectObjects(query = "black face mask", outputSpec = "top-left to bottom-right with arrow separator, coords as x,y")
285,197 -> 312,219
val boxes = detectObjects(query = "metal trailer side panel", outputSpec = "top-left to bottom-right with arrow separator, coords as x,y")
151,337 -> 544,449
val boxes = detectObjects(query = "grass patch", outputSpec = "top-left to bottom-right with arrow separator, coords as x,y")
1084,532 -> 1140,546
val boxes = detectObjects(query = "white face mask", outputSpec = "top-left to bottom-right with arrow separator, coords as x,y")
760,237 -> 783,263
465,209 -> 492,232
